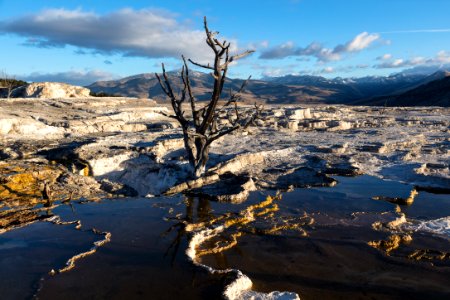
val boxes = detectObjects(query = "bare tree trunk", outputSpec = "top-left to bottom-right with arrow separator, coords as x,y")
7,86 -> 12,99
194,139 -> 209,178
182,130 -> 196,168
181,132 -> 210,178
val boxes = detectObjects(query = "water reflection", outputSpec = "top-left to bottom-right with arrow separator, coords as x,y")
0,202 -> 56,234
163,196 -> 215,265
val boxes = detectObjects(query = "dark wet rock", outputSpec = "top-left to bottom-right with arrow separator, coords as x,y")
310,143 -> 348,154
0,149 -> 12,160
325,162 -> 362,177
373,189 -> 418,205
146,122 -> 175,131
186,173 -> 256,204
0,206 -> 54,233
262,165 -> 292,175
276,167 -> 337,190
0,145 -> 27,160
1,141 -> 50,159
415,185 -> 450,194
100,179 -> 138,197
357,142 -> 387,153
37,140 -> 95,175
368,234 -> 413,255
408,249 -> 450,261
53,172 -> 103,199
304,155 -> 327,169
304,155 -> 361,177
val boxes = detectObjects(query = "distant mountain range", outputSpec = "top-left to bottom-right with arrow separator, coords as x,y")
88,69 -> 450,107
354,71 -> 450,107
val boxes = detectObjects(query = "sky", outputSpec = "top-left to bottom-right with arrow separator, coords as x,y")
1,0 -> 450,85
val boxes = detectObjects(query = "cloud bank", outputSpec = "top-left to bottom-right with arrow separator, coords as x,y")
260,32 -> 380,61
0,8 -> 223,62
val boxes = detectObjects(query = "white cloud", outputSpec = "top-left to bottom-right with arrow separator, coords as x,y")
376,58 -> 413,68
343,32 -> 380,52
248,62 -> 300,78
375,51 -> 450,69
257,63 -> 369,78
316,64 -> 369,74
409,56 -> 426,65
245,40 -> 269,51
435,50 -> 450,63
392,59 -> 405,67
400,63 -> 450,75
260,32 -> 380,61
262,68 -> 289,77
247,40 -> 270,50
0,8 -> 238,62
377,53 -> 392,60
260,40 -> 270,48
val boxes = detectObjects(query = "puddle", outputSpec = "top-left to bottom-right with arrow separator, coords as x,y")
0,221 -> 99,299
0,175 -> 449,299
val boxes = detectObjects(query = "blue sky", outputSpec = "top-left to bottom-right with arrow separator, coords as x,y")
1,0 -> 450,85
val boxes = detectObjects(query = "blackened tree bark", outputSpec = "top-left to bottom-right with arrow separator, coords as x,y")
156,17 -> 260,178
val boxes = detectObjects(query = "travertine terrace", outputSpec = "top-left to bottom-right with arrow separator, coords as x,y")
1,97 -> 448,199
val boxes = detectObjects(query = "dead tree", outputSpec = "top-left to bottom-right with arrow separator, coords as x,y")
156,17 -> 260,178
0,71 -> 15,99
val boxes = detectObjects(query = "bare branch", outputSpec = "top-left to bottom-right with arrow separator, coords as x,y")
195,102 -> 212,114
161,64 -> 176,100
218,76 -> 251,112
155,73 -> 170,96
158,110 -> 178,120
230,50 -> 255,62
208,104 -> 261,144
210,72 -> 219,80
203,16 -> 218,54
181,57 -> 197,111
155,63 -> 188,126
179,65 -> 188,104
155,64 -> 175,100
188,59 -> 214,70
221,50 -> 255,70
234,101 -> 239,120
186,131 -> 207,140
213,38 -> 227,50
207,123 -> 240,144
